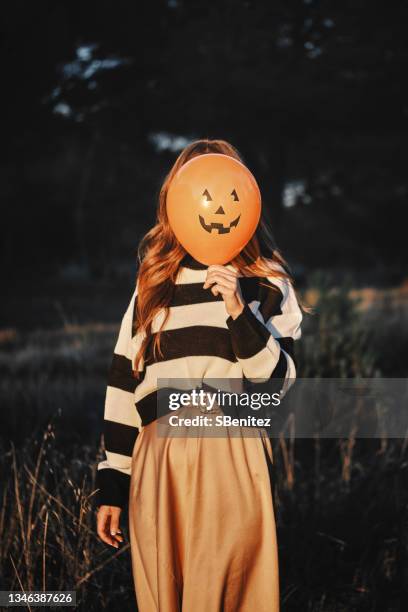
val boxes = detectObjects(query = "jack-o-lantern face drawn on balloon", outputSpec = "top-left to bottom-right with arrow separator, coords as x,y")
198,188 -> 241,234
166,153 -> 262,265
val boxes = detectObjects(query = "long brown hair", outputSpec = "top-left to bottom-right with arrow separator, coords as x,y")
133,138 -> 302,376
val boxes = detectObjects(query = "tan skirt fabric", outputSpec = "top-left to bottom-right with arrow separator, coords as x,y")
128,411 -> 279,612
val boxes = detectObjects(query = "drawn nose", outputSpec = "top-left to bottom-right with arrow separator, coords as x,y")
215,206 -> 225,214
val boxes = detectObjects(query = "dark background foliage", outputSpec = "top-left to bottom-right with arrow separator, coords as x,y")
2,0 -> 407,291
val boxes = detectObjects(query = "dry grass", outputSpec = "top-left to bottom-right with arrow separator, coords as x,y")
1,277 -> 407,610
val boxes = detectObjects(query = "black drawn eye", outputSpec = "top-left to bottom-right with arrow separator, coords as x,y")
231,189 -> 239,202
202,189 -> 213,201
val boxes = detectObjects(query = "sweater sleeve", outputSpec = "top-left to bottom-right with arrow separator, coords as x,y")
226,269 -> 302,396
95,282 -> 143,509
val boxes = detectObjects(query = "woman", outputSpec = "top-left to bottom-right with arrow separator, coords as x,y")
96,138 -> 303,611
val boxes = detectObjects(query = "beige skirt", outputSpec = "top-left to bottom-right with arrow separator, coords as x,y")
128,409 -> 279,612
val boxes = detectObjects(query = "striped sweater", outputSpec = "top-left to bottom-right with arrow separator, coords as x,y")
96,253 -> 303,508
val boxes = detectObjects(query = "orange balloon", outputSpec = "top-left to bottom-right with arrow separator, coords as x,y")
166,153 -> 262,265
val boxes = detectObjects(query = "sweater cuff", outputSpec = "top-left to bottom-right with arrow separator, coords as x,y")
95,468 -> 130,509
226,303 -> 268,359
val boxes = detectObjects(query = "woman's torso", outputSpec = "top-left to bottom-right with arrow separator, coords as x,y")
130,254 -> 286,430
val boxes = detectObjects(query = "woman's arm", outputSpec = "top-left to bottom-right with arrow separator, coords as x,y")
225,274 -> 302,391
204,263 -> 302,392
96,283 -> 142,510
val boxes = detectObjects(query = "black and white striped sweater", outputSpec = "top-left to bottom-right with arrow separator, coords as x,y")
96,253 -> 303,508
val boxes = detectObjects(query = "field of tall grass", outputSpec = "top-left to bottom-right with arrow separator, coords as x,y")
1,273 -> 407,611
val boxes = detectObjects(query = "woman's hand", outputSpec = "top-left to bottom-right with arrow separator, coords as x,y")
203,265 -> 245,319
97,505 -> 124,548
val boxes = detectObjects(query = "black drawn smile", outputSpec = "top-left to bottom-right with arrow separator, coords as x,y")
198,214 -> 241,234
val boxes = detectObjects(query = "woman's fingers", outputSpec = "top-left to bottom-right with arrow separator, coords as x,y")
205,265 -> 239,283
97,507 -> 116,547
108,507 -> 124,547
204,275 -> 235,291
210,282 -> 238,298
203,273 -> 237,291
109,509 -> 120,536
97,506 -> 123,548
203,265 -> 244,315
